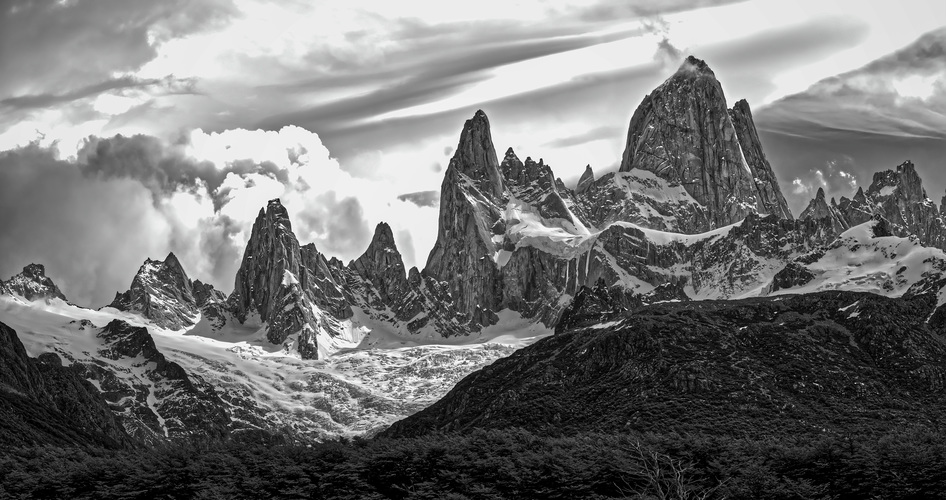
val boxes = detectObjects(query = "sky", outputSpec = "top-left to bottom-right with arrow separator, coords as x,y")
0,0 -> 944,307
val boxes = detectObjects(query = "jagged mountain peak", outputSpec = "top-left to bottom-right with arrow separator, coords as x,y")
366,222 -> 398,252
868,160 -> 927,200
21,263 -> 49,280
815,187 -> 826,200
163,251 -> 182,267
108,253 -> 197,330
447,110 -> 503,200
258,198 -> 292,228
1,263 -> 67,302
350,221 -> 409,311
853,186 -> 867,203
576,164 -> 595,194
619,55 -> 791,228
676,55 -> 716,78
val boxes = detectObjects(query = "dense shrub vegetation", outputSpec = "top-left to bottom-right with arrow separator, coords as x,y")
2,426 -> 945,499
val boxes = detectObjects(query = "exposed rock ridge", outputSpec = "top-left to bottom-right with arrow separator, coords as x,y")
801,160 -> 946,250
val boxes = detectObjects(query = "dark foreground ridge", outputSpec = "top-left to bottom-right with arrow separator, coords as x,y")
384,290 -> 946,439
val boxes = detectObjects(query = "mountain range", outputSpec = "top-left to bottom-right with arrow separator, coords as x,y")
3,56 -> 946,447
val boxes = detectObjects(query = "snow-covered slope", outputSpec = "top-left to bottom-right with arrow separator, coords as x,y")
0,293 -> 550,441
766,220 -> 946,299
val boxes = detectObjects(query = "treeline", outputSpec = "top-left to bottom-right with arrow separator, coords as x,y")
2,426 -> 945,499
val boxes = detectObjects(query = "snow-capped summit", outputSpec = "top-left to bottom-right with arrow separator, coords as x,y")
107,252 -> 207,330
0,263 -> 67,302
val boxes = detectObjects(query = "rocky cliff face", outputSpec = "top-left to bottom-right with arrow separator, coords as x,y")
229,199 -> 322,358
0,320 -> 131,448
728,99 -> 793,220
0,264 -> 67,302
575,164 -> 594,194
349,223 -> 410,313
801,161 -> 946,250
108,253 -> 203,330
617,56 -> 791,229
423,110 -> 506,331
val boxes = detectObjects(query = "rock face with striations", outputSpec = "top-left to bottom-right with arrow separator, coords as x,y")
108,253 -> 204,330
423,110 -> 506,331
618,56 -> 792,229
728,99 -> 793,220
229,199 -> 321,358
0,264 -> 67,302
349,223 -> 410,312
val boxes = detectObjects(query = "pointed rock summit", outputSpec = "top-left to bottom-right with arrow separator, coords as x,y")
0,264 -> 67,302
350,222 -> 409,309
108,252 -> 203,330
576,165 -> 595,194
451,109 -> 504,200
799,188 -> 847,234
728,99 -> 793,219
619,55 -> 792,229
424,110 -> 505,329
229,198 -> 321,357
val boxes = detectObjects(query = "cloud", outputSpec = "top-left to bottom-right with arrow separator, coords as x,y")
0,76 -> 199,112
542,125 -> 623,149
0,144 -> 176,306
255,21 -> 653,133
789,156 -> 859,200
756,28 -> 946,140
0,0 -> 234,100
397,191 -> 440,208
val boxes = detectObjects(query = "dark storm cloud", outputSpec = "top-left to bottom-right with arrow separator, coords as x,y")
696,17 -> 869,105
314,62 -> 668,164
0,144 -> 176,307
294,193 -> 372,262
77,134 -> 289,209
397,190 -> 440,208
0,0 -> 235,97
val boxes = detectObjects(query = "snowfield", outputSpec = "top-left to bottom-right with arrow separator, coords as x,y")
0,295 -> 551,440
